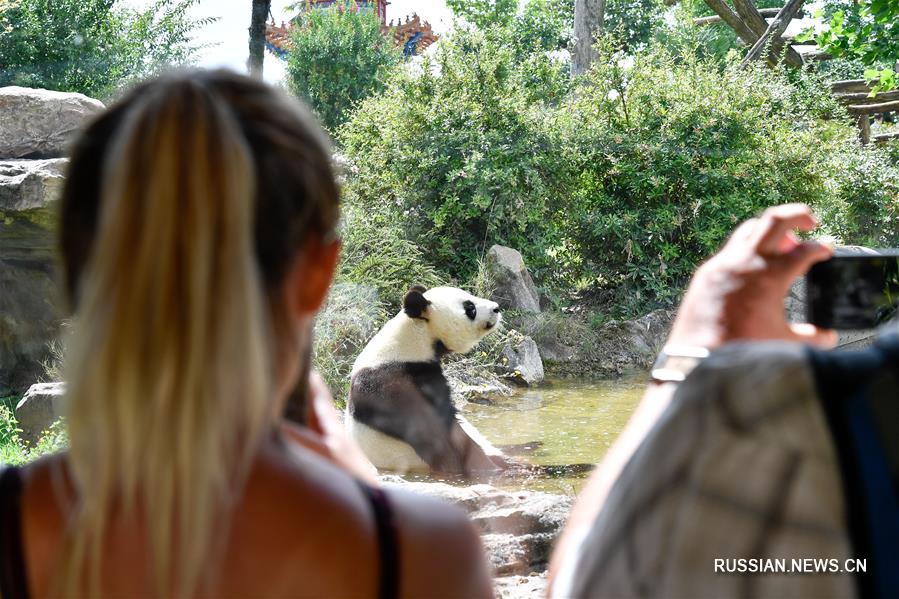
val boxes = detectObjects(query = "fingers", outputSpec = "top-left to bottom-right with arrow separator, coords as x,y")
789,323 -> 838,348
773,239 -> 833,281
754,204 -> 819,256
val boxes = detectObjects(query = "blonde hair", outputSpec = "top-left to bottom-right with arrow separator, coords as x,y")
57,71 -> 339,595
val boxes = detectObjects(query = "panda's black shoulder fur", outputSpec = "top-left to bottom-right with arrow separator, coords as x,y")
349,360 -> 458,467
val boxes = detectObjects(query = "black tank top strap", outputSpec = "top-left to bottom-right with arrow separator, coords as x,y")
0,465 -> 30,599
356,481 -> 399,599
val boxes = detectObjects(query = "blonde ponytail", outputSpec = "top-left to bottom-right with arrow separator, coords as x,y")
60,77 -> 275,596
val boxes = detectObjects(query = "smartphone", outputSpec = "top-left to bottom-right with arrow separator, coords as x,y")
806,251 -> 899,329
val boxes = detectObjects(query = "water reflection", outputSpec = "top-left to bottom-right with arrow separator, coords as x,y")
404,373 -> 648,496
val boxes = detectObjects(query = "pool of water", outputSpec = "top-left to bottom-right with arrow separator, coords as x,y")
408,373 -> 648,496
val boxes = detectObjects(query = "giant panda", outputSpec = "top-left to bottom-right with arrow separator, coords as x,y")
346,286 -> 507,475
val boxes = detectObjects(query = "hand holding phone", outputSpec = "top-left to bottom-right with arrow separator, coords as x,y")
806,251 -> 899,329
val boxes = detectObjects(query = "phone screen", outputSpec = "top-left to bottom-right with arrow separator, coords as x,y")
806,253 -> 899,329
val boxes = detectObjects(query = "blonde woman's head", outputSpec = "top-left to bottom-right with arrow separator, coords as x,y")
56,69 -> 340,595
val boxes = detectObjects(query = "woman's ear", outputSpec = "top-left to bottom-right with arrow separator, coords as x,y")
285,235 -> 341,317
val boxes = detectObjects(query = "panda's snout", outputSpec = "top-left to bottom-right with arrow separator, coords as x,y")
485,305 -> 501,330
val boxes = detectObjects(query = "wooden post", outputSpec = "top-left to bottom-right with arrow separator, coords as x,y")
731,0 -> 804,67
740,0 -> 806,68
856,115 -> 871,145
572,0 -> 607,77
847,100 -> 899,115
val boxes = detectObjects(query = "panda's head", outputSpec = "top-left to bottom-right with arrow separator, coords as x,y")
403,286 -> 501,355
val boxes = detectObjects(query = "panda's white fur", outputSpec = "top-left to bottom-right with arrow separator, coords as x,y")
352,286 -> 501,373
346,286 -> 504,474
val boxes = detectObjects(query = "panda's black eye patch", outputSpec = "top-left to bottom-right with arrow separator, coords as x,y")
463,300 -> 476,320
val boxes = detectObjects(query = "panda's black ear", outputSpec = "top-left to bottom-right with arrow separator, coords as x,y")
403,287 -> 431,319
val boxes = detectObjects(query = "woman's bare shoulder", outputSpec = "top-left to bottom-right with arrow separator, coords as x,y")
385,487 -> 494,599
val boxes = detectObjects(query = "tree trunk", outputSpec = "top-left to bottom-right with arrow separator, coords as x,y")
248,0 -> 271,79
571,0 -> 606,77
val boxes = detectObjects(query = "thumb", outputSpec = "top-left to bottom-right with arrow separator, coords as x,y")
789,323 -> 838,348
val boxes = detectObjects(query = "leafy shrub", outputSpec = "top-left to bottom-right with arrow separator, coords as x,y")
555,48 -> 899,308
286,5 -> 402,132
312,283 -> 384,404
336,204 -> 444,311
0,0 -> 209,99
342,28 -> 899,313
0,404 -> 68,465
340,27 -> 570,284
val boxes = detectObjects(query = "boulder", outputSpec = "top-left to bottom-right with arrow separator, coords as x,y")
0,87 -> 104,159
15,381 -> 65,445
0,208 -> 63,396
0,159 -> 67,210
486,245 -> 540,313
381,476 -> 572,577
499,335 -> 544,386
514,309 -> 673,377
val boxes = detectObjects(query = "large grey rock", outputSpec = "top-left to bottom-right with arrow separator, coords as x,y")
15,381 -> 65,445
0,208 -> 63,396
0,87 -> 104,159
499,335 -> 544,386
381,477 -> 572,577
0,159 -> 67,210
514,309 -> 673,377
486,245 -> 540,313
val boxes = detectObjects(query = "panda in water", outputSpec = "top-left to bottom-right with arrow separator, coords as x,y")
346,286 -> 508,475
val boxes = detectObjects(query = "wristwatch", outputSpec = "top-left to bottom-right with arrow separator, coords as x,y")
651,344 -> 710,383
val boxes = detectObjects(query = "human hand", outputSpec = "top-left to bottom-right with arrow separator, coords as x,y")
668,204 -> 837,350
282,371 -> 379,484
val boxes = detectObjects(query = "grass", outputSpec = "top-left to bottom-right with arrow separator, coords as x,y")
0,399 -> 67,466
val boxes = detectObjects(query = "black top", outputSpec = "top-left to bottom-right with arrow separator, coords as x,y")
0,466 -> 399,599
808,333 -> 899,599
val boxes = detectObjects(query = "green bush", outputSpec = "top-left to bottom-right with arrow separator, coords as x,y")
340,27 -> 570,284
0,404 -> 68,465
341,29 -> 899,313
555,48 -> 899,308
0,0 -> 209,99
286,5 -> 402,132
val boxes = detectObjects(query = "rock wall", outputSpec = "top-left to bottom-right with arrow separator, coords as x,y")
382,476 -> 572,598
0,86 -> 104,396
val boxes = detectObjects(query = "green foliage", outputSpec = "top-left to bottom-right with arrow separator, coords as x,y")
512,0 -> 574,54
340,27 -> 570,284
336,204 -> 444,311
0,404 -> 68,465
801,0 -> 899,91
342,28 -> 899,313
286,5 -> 402,132
555,49 -> 899,307
0,0 -> 210,99
604,0 -> 666,52
671,0 -> 790,63
446,0 -> 518,29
